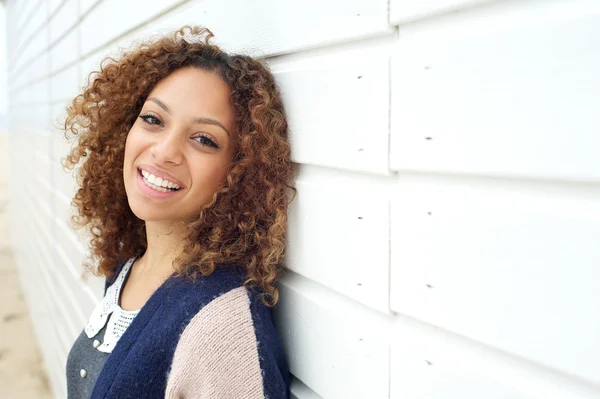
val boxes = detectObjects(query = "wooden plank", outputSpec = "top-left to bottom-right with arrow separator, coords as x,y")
286,165 -> 391,312
390,1 -> 600,181
80,0 -> 390,57
390,0 -> 492,24
271,54 -> 390,174
50,27 -> 78,73
392,316 -> 600,399
274,271 -> 392,399
391,174 -> 600,385
49,0 -> 77,44
50,63 -> 79,103
11,2 -> 48,73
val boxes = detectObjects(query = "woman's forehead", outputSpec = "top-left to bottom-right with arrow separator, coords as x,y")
144,68 -> 234,130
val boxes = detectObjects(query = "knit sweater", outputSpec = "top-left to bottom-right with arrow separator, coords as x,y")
67,258 -> 290,398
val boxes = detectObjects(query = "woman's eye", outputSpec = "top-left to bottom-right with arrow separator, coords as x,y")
139,114 -> 162,125
194,135 -> 219,149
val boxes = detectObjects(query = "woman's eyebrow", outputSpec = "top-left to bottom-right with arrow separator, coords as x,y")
147,97 -> 230,136
191,117 -> 230,137
148,97 -> 172,113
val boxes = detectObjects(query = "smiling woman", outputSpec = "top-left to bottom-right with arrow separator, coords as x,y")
61,26 -> 294,399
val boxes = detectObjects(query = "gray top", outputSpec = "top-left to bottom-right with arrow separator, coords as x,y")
66,321 -> 110,398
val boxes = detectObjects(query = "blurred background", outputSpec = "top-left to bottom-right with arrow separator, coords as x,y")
1,2 -> 54,398
1,0 -> 600,398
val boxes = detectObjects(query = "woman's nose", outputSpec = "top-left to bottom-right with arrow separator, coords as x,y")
150,129 -> 184,165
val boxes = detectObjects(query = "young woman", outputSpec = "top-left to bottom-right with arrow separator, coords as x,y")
63,26 -> 294,398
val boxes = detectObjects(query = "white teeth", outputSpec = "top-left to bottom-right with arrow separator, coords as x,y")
138,168 -> 181,190
142,176 -> 174,193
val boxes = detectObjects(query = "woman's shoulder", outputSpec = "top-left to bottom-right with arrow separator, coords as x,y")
153,263 -> 255,328
173,265 -> 280,332
179,282 -> 276,334
165,279 -> 290,398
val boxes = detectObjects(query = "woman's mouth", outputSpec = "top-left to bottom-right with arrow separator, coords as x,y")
137,167 -> 182,194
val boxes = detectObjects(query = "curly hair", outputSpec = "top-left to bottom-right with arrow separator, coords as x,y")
62,26 -> 295,307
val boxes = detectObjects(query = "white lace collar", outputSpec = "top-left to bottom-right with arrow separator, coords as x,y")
84,257 -> 140,353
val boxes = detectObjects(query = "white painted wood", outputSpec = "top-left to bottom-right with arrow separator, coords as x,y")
7,5 -> 20,60
51,160 -> 78,215
290,378 -> 324,399
50,127 -> 106,306
9,105 -> 49,132
390,0 -> 492,24
392,316 -> 600,399
274,270 -> 392,399
10,51 -> 48,90
77,47 -> 106,89
390,0 -> 600,182
80,0 -> 100,17
21,212 -> 69,398
24,135 -> 87,355
15,0 -> 43,38
10,0 -> 27,24
271,55 -> 390,174
14,239 -> 67,395
80,0 -> 390,58
54,230 -> 96,304
49,0 -> 65,16
49,0 -> 77,44
50,27 -> 78,72
29,181 -> 93,333
11,76 -> 48,105
23,201 -> 75,351
13,0 -> 47,65
391,174 -> 600,385
50,63 -> 78,102
10,63 -> 31,90
286,165 -> 391,312
79,0 -> 190,56
11,32 -> 48,82
29,52 -> 48,83
26,225 -> 77,346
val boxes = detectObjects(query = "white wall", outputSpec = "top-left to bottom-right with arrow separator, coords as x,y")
5,0 -> 600,398
0,2 -> 7,129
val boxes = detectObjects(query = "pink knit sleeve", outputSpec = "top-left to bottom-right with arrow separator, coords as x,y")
165,286 -> 265,399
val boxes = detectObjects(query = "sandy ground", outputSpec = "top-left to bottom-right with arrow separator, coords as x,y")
0,133 -> 53,398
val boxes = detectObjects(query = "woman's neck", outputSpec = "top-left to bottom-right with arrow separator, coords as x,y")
136,220 -> 186,280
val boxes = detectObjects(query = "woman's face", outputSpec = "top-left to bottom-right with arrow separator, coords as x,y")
123,66 -> 236,223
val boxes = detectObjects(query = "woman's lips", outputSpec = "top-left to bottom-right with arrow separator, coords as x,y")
136,168 -> 181,199
137,164 -> 185,188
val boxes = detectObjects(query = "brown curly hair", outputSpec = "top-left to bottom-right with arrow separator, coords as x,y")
62,26 -> 295,307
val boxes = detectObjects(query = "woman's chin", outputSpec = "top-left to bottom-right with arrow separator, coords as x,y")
128,203 -> 169,222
